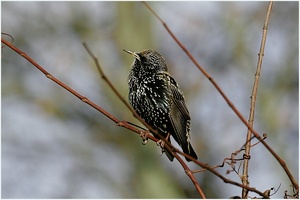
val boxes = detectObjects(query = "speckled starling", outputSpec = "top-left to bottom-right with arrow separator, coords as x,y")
124,49 -> 198,162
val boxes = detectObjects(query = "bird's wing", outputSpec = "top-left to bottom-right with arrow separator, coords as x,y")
168,76 -> 191,149
169,76 -> 190,119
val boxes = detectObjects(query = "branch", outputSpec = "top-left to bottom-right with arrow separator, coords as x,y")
82,42 -> 134,113
242,2 -> 273,198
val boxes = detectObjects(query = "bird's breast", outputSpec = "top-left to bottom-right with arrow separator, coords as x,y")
128,73 -> 171,127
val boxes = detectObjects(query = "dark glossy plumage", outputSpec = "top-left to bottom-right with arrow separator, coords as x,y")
124,49 -> 198,162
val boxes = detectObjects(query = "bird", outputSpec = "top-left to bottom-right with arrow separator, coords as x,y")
124,49 -> 198,162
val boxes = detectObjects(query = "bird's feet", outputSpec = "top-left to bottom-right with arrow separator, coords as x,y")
156,139 -> 165,148
156,139 -> 166,155
140,130 -> 148,145
156,132 -> 170,155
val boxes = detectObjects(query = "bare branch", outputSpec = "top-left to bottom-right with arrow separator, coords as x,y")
82,42 -> 134,113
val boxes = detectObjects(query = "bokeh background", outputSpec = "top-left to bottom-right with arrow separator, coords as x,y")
1,1 -> 298,198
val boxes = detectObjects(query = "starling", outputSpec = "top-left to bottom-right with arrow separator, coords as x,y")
124,49 -> 198,162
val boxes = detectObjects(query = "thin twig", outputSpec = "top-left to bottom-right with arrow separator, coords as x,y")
242,2 -> 274,198
1,32 -> 14,44
142,2 -> 299,193
242,6 -> 274,196
1,38 -> 145,133
82,42 -> 135,113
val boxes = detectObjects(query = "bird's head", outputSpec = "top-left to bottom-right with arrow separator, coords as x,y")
124,49 -> 168,73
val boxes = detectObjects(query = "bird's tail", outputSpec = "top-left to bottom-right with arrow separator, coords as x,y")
182,143 -> 198,162
164,149 -> 175,162
164,142 -> 197,162
163,139 -> 198,162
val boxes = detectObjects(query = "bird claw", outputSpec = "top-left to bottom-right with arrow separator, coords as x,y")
140,131 -> 148,145
156,139 -> 166,155
156,139 -> 164,148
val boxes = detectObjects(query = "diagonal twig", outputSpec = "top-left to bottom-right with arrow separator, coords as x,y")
82,42 -> 134,113
1,38 -> 148,139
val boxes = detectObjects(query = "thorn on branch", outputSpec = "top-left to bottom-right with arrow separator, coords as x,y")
263,133 -> 268,138
81,96 -> 89,103
45,74 -> 52,79
185,169 -> 193,176
116,121 -> 125,127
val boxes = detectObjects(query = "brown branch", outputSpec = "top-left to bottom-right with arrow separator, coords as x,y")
164,143 -> 206,198
1,38 -> 150,138
142,1 -> 299,193
242,2 -> 273,198
82,42 -> 135,113
1,38 -> 118,124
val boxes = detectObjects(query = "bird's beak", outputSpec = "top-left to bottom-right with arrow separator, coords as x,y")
123,49 -> 141,62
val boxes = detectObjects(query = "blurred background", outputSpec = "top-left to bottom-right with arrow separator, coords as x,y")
1,2 -> 298,198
